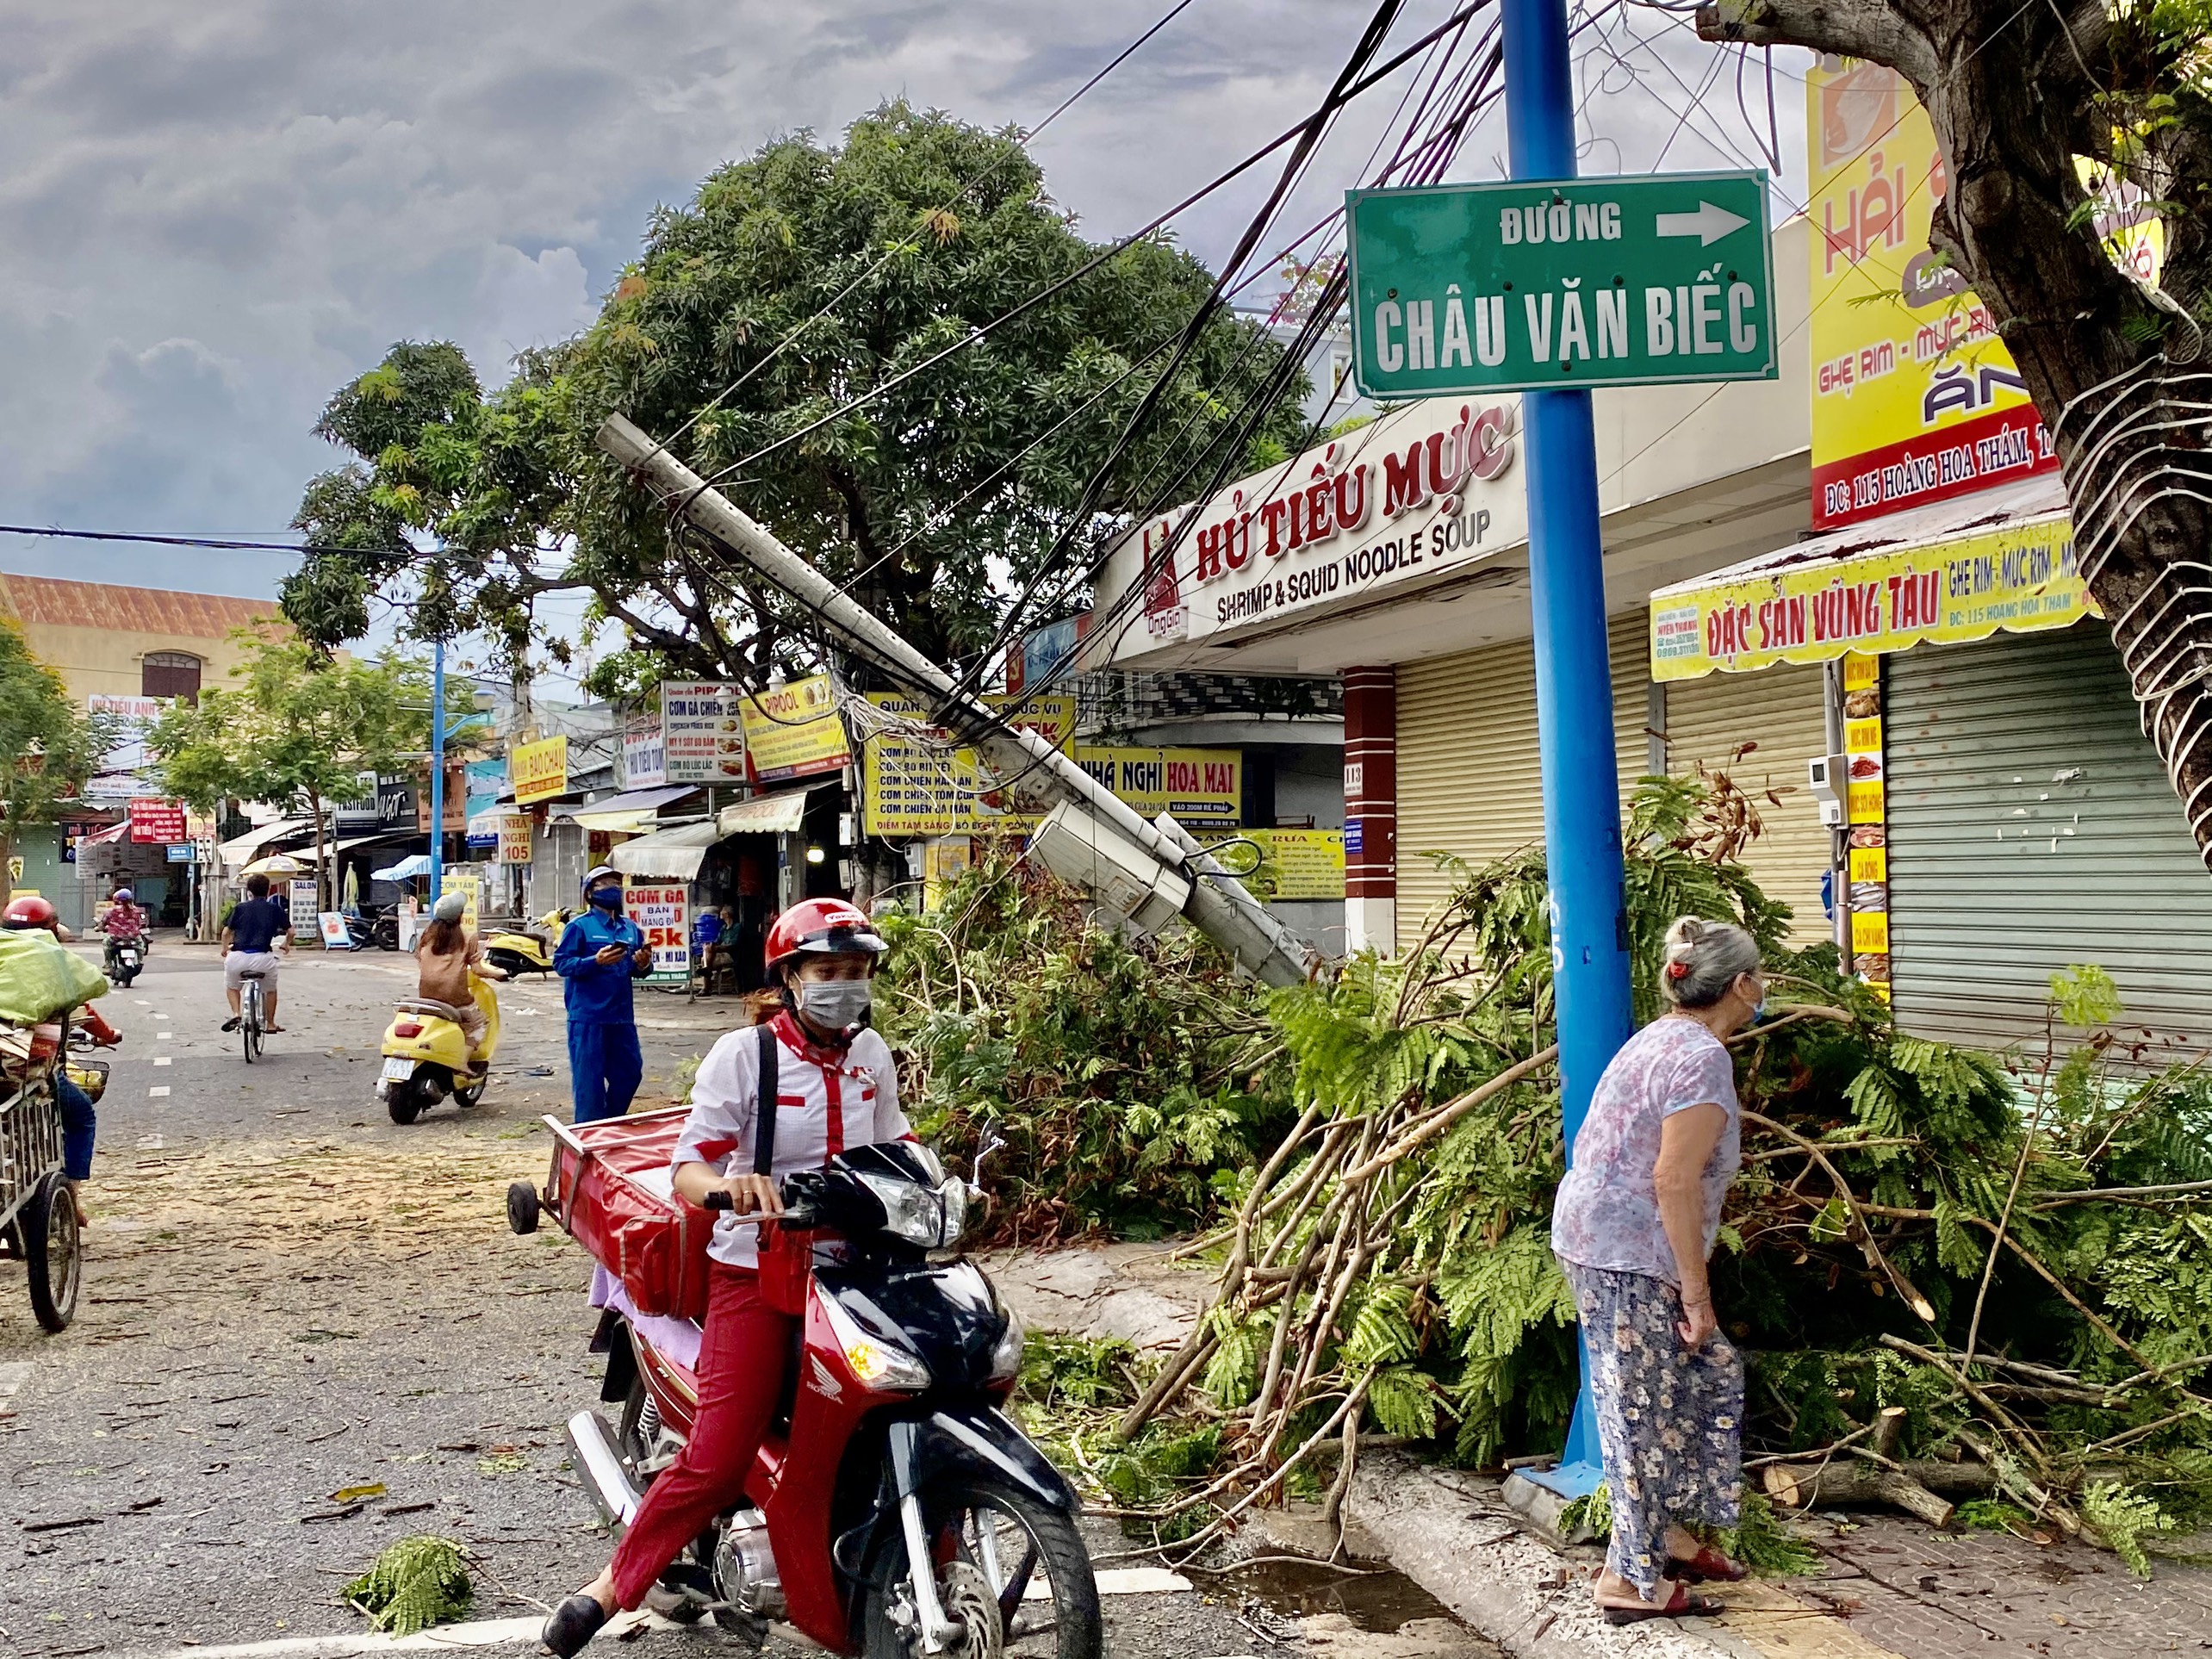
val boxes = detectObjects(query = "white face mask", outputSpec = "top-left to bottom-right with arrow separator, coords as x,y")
796,978 -> 873,1033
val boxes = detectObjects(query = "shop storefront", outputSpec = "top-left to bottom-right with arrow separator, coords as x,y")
1650,474 -> 2212,1053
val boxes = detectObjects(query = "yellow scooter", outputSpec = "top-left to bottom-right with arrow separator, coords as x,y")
378,972 -> 502,1125
483,906 -> 569,980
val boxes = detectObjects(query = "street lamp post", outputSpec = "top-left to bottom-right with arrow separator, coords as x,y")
1502,0 -> 1637,1501
430,639 -> 446,897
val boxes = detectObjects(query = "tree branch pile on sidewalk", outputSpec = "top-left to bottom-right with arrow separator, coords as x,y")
873,848 -> 1289,1245
1086,779 -> 2212,1573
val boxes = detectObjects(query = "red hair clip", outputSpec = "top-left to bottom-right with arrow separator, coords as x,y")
1665,960 -> 1690,979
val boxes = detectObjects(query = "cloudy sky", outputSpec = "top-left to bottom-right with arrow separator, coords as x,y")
0,0 -> 1806,679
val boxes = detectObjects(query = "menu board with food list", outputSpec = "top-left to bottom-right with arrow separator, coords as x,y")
660,681 -> 749,785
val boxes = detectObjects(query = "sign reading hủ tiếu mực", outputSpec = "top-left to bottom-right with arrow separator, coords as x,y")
1346,171 -> 1776,398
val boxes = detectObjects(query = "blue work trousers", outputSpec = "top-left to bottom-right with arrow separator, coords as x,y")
56,1074 -> 96,1182
569,1019 -> 643,1124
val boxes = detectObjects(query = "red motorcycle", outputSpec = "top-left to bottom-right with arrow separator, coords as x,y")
510,1111 -> 1102,1658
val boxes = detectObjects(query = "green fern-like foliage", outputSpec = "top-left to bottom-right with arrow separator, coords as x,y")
2083,1481 -> 2175,1577
345,1536 -> 472,1636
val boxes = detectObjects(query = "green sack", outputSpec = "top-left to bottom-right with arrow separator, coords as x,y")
0,929 -> 109,1027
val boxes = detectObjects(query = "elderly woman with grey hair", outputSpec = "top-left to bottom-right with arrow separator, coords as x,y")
1550,916 -> 1766,1624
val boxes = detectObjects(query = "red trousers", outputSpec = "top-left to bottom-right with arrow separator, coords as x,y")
611,1265 -> 798,1609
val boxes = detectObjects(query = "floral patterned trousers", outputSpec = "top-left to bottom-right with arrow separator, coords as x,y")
1562,1262 -> 1744,1595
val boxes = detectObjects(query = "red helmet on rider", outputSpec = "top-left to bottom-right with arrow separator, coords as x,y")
763,898 -> 887,981
3,895 -> 59,933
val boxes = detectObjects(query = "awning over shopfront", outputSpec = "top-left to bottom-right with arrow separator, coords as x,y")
716,790 -> 817,837
217,817 -> 317,870
1647,474 -> 2082,680
560,785 -> 701,835
608,820 -> 724,881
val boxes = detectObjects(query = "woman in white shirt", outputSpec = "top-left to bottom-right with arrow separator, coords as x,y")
544,898 -> 912,1657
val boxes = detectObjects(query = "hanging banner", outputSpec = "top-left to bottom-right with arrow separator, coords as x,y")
739,674 -> 852,785
511,736 -> 569,805
463,759 -> 507,848
1196,827 -> 1346,901
497,814 -> 535,866
620,707 -> 668,789
860,693 -> 1076,837
661,681 -> 749,785
1075,749 -> 1242,821
1807,61 -> 2159,530
624,880 -> 690,985
1649,513 -> 2093,681
127,798 -> 187,843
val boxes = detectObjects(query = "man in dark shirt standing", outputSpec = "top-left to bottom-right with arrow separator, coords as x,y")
221,872 -> 292,1033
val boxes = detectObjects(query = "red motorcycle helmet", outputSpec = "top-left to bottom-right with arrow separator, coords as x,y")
763,898 -> 887,979
3,895 -> 59,933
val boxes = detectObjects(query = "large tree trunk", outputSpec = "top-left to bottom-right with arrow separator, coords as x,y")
1700,1 -> 2212,863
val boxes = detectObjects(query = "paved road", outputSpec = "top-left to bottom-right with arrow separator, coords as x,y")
1,937 -> 1486,1659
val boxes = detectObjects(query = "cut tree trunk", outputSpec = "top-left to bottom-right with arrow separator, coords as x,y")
1762,1458 -> 1989,1525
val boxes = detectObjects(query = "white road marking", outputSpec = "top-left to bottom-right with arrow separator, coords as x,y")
0,1360 -> 29,1404
1026,1566 -> 1191,1599
148,1085 -> 170,1097
115,1568 -> 1196,1659
134,998 -> 151,1005
154,1056 -> 172,1066
137,1134 -> 165,1150
158,1030 -> 174,1039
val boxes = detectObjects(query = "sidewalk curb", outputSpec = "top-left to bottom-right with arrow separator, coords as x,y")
1343,1454 -> 1900,1659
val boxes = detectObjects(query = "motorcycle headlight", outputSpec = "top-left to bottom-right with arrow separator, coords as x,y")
855,1171 -> 968,1249
820,1290 -> 930,1391
987,1302 -> 1025,1384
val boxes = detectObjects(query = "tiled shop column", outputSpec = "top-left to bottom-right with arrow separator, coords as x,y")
1344,665 -> 1397,954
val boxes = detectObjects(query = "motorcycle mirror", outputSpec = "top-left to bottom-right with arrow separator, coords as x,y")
973,1120 -> 1007,1173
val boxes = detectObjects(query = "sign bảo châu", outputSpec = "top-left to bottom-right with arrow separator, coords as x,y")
1347,171 -> 1777,397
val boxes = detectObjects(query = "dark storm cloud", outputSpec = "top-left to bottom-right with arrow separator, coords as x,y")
0,0 -> 1805,609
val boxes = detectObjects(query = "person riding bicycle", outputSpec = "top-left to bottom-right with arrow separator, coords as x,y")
541,897 -> 912,1657
99,887 -> 149,975
3,895 -> 119,1227
221,873 -> 291,1035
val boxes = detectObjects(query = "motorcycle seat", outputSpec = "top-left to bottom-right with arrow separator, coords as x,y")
394,997 -> 469,1022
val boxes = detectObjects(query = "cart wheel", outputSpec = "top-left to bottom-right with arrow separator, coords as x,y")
23,1171 -> 81,1333
506,1181 -> 542,1235
387,1081 -> 426,1125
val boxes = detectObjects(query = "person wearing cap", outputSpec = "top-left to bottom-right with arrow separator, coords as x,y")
3,895 -> 120,1226
541,897 -> 911,1656
553,866 -> 652,1123
413,891 -> 504,1057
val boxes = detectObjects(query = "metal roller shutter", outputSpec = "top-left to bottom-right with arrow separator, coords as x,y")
1662,662 -> 1834,940
1886,625 -> 2212,1054
1395,611 -> 1650,944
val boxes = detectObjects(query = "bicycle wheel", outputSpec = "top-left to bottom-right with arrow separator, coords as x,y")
242,983 -> 263,1062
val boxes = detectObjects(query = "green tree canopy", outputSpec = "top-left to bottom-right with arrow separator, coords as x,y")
0,620 -> 111,872
282,101 -> 1309,691
148,627 -> 465,908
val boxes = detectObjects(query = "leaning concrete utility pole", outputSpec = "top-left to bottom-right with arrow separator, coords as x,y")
596,413 -> 1315,988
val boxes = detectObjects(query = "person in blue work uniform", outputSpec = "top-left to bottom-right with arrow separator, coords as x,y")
555,865 -> 653,1122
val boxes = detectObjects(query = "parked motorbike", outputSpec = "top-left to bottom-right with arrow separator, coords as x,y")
509,1125 -> 1101,1658
103,935 -> 146,987
484,905 -> 569,979
376,972 -> 500,1124
351,904 -> 401,952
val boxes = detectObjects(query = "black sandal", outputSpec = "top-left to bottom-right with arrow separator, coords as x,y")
221,1016 -> 241,1032
1601,1580 -> 1725,1625
541,1593 -> 611,1656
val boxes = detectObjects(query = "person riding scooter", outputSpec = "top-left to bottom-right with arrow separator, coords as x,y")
98,898 -> 149,986
379,892 -> 506,1124
541,897 -> 908,1657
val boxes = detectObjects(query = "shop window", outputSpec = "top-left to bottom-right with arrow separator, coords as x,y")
142,651 -> 202,702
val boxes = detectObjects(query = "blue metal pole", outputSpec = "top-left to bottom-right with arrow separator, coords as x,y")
1503,0 -> 1635,1501
431,639 -> 447,896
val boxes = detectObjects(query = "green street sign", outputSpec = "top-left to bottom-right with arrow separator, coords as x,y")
1346,170 -> 1776,397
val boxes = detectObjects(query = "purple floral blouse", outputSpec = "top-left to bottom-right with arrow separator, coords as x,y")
1550,1016 -> 1742,1284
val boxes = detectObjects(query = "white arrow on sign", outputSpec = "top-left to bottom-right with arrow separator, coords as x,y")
1654,201 -> 1749,246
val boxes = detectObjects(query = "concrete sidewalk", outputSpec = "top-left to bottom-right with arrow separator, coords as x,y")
1346,1453 -> 2212,1659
